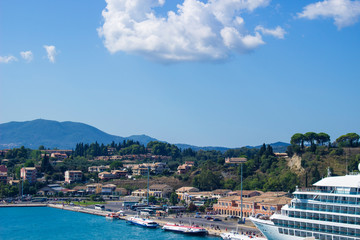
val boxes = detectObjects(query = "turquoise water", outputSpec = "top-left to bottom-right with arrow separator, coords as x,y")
0,207 -> 218,240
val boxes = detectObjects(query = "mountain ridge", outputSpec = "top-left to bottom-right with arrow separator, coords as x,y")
0,119 -> 289,152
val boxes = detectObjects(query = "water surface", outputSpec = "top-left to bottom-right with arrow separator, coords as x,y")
0,207 -> 218,240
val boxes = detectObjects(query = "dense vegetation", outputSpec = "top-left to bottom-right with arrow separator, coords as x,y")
1,132 -> 359,199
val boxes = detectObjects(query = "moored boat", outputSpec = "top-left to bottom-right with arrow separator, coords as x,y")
126,216 -> 159,228
162,223 -> 208,236
220,230 -> 266,240
105,212 -> 119,220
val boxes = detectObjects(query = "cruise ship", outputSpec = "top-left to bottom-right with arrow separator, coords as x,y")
250,173 -> 360,240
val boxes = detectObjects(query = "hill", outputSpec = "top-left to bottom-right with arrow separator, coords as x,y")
0,119 -> 156,149
0,119 -> 290,151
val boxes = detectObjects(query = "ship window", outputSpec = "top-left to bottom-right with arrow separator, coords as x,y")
295,230 -> 301,236
278,228 -> 283,234
289,230 -> 294,236
284,229 -> 288,235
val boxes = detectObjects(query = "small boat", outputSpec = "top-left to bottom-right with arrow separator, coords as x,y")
220,230 -> 267,240
116,210 -> 126,216
105,212 -> 119,220
126,216 -> 159,228
162,223 -> 208,236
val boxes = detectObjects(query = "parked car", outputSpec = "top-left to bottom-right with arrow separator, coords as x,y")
213,218 -> 222,222
195,214 -> 202,218
205,216 -> 214,220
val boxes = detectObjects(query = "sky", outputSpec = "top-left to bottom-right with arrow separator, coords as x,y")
0,0 -> 359,148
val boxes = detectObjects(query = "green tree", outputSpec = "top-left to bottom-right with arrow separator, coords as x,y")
316,132 -> 331,146
290,133 -> 305,148
304,132 -> 317,147
41,154 -> 53,174
24,159 -> 35,167
187,202 -> 197,212
109,161 -> 123,170
192,169 -> 222,191
148,195 -> 157,204
337,133 -> 360,147
169,192 -> 178,206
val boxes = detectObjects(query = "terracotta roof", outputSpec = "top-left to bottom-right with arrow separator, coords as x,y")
149,184 -> 172,189
176,187 -> 199,192
212,189 -> 231,194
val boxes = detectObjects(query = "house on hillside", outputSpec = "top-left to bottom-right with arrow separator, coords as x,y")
20,167 -> 37,183
211,189 -> 232,198
225,157 -> 247,165
37,186 -> 57,196
64,170 -> 82,184
149,184 -> 173,198
176,187 -> 199,200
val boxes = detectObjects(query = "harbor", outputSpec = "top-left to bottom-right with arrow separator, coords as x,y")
0,202 -> 262,238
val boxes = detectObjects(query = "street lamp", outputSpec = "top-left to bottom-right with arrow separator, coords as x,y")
238,158 -> 247,224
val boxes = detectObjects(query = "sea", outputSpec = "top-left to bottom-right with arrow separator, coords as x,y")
0,207 -> 218,240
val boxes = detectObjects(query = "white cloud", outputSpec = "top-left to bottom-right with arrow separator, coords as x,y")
298,0 -> 360,29
0,55 -> 17,64
20,51 -> 33,62
43,45 -> 57,63
98,0 -> 281,62
255,25 -> 286,39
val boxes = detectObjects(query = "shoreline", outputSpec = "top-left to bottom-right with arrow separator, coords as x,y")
0,203 -> 260,238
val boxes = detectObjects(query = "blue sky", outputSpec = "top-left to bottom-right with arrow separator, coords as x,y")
1,0 -> 359,148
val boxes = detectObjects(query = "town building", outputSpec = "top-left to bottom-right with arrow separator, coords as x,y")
176,187 -> 199,200
0,165 -> 8,173
211,189 -> 232,198
0,172 -> 7,184
149,184 -> 173,198
20,167 -> 37,183
131,189 -> 148,198
98,171 -> 115,180
101,184 -> 116,195
111,170 -> 127,178
88,165 -> 110,173
50,152 -> 68,160
86,184 -> 102,194
177,161 -> 194,174
213,191 -> 290,218
225,157 -> 247,165
37,186 -> 57,196
182,191 -> 215,203
114,187 -> 127,196
0,165 -> 8,184
132,165 -> 149,176
64,170 -> 82,184
227,190 -> 262,198
98,170 -> 128,180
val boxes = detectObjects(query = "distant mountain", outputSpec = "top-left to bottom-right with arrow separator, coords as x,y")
174,144 -> 230,152
245,141 -> 290,153
0,119 -> 290,152
0,119 -> 157,149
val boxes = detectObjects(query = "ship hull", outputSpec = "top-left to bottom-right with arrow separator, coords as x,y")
250,217 -> 303,240
162,225 -> 207,236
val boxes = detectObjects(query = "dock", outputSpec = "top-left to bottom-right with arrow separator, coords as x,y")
1,203 -> 259,238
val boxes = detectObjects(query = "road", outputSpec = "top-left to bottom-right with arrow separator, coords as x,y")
102,202 -> 261,235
